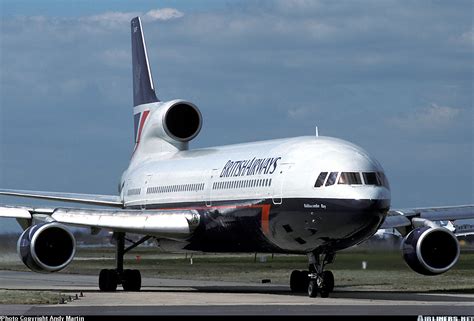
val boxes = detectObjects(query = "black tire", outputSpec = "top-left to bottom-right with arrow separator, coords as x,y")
322,270 -> 335,293
290,270 -> 301,292
99,269 -> 118,292
308,279 -> 318,298
301,270 -> 310,291
290,270 -> 309,293
122,269 -> 141,291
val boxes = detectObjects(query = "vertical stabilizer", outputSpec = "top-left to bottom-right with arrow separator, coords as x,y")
131,17 -> 159,107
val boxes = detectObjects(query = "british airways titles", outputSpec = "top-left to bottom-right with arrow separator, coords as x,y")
220,157 -> 282,178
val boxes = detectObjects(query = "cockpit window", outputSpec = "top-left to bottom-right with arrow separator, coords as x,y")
362,172 -> 381,186
377,172 -> 390,189
314,172 -> 328,187
338,172 -> 362,185
325,172 -> 338,186
315,171 -> 389,188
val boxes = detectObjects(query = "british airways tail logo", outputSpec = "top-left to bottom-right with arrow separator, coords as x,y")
133,110 -> 150,144
220,157 -> 281,178
132,110 -> 150,154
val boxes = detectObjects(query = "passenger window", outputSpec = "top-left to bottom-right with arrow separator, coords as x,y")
325,172 -> 338,186
314,172 -> 328,188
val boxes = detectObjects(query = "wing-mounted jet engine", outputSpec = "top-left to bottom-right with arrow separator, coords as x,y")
17,222 -> 76,273
400,218 -> 460,275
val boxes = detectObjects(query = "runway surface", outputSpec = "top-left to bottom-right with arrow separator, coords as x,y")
0,270 -> 473,315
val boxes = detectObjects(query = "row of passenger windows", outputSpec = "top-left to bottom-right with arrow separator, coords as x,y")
147,183 -> 205,194
314,171 -> 389,188
212,178 -> 272,190
127,188 -> 141,196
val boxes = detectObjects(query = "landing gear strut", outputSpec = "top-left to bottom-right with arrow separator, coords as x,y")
98,232 -> 151,291
290,252 -> 335,298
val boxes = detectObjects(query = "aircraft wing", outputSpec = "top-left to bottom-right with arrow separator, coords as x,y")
0,205 -> 200,239
381,205 -> 474,229
455,232 -> 474,237
0,189 -> 123,207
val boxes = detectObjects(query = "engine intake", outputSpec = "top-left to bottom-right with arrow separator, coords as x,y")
402,226 -> 459,275
163,102 -> 202,142
17,222 -> 76,273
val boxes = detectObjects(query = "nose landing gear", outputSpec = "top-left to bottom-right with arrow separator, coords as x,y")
290,252 -> 335,298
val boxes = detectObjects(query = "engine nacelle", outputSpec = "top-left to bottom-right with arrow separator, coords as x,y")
148,100 -> 202,143
17,222 -> 76,273
402,226 -> 459,275
162,101 -> 202,142
138,100 -> 203,153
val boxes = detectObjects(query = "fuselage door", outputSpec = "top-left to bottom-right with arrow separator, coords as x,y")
272,163 -> 293,205
143,174 -> 153,209
206,168 -> 219,207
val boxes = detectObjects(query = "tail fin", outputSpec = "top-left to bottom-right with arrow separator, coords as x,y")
131,17 -> 159,107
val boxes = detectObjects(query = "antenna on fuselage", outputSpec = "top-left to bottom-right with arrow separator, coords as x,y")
315,126 -> 319,137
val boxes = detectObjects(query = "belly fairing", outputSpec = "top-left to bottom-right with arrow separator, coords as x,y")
144,197 -> 389,254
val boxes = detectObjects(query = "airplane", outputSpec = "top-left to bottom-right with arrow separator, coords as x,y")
0,16 -> 473,298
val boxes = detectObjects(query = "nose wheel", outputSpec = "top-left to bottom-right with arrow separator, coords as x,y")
290,270 -> 309,292
290,252 -> 335,298
307,270 -> 334,298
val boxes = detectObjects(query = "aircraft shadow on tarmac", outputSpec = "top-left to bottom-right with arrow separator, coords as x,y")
101,285 -> 473,303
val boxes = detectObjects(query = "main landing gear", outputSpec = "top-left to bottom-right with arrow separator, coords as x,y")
290,252 -> 335,298
99,232 -> 151,291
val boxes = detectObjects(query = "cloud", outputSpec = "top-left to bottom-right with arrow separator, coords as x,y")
459,27 -> 474,45
287,106 -> 318,119
80,8 -> 184,29
144,8 -> 184,21
389,104 -> 462,131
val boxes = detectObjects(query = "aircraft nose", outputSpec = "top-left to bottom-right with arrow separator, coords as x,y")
357,187 -> 391,215
368,186 -> 390,202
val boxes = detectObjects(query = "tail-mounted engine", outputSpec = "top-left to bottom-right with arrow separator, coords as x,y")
17,222 -> 76,273
401,226 -> 460,275
136,99 -> 202,153
162,101 -> 202,142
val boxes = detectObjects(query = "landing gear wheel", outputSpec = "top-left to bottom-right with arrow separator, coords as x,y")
319,282 -> 330,298
99,269 -> 118,292
290,270 -> 310,293
122,269 -> 142,291
98,233 -> 150,291
307,280 -> 318,298
305,252 -> 336,298
322,270 -> 334,293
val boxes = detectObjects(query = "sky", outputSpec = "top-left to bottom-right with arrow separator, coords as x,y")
0,0 -> 473,232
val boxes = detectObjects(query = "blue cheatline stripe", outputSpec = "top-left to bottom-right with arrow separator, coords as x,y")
133,113 -> 141,143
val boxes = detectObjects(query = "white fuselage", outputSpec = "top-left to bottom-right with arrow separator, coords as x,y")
121,136 -> 391,209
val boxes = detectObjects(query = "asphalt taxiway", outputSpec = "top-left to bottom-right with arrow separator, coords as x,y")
0,270 -> 473,315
